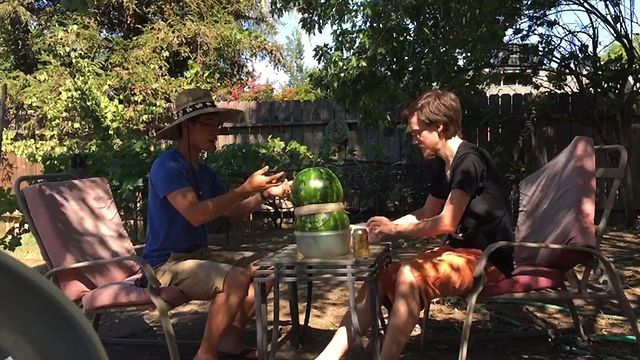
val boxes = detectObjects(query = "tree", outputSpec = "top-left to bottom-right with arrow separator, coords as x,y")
284,29 -> 308,87
0,0 -> 283,248
508,0 -> 640,225
270,0 -> 526,126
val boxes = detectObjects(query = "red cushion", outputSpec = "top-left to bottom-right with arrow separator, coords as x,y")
481,266 -> 566,296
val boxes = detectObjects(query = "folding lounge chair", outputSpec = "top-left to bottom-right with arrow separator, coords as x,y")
441,137 -> 640,359
14,174 -> 191,360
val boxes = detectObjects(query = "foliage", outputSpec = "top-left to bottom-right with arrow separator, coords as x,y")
216,80 -> 277,101
283,29 -> 307,87
0,0 -> 283,247
508,1 -> 639,99
0,188 -> 28,251
209,136 -> 321,186
271,0 -> 526,126
602,34 -> 640,63
276,68 -> 326,100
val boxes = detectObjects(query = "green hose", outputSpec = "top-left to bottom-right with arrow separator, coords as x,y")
589,334 -> 638,344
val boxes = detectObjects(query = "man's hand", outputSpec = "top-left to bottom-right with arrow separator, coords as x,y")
366,216 -> 398,242
241,166 -> 285,193
264,179 -> 292,199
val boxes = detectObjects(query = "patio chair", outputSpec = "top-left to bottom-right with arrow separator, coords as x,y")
14,174 -> 191,360
419,136 -> 640,359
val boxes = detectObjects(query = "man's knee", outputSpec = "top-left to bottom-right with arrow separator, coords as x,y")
224,267 -> 251,294
396,264 -> 416,285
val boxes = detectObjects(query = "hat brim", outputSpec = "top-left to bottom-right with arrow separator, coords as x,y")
156,107 -> 244,140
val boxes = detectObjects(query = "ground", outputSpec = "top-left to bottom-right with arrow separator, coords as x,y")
7,226 -> 640,360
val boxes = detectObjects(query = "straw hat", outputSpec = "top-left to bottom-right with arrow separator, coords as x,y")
156,88 -> 244,140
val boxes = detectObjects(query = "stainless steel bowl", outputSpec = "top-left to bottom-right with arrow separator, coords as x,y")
294,229 -> 350,258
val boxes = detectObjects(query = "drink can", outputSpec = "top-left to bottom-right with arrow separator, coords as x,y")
352,228 -> 370,258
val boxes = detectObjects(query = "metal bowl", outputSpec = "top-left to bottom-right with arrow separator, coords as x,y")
294,229 -> 350,258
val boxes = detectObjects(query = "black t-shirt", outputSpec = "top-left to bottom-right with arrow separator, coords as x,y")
430,141 -> 514,276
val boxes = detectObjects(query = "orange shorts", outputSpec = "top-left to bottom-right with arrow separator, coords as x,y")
379,246 -> 506,303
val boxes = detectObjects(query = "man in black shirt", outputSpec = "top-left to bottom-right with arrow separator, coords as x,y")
316,90 -> 514,360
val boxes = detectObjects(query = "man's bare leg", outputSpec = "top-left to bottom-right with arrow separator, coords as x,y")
217,281 -> 272,356
379,265 -> 421,360
194,267 -> 251,360
315,282 -> 382,360
217,262 -> 274,356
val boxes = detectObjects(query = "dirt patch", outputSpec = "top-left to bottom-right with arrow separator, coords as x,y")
9,228 -> 640,359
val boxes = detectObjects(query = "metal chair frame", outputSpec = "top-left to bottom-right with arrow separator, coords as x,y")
14,173 -> 183,360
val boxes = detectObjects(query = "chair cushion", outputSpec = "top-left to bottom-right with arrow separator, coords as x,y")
515,136 -> 596,270
481,266 -> 566,296
82,281 -> 189,311
23,177 -> 140,301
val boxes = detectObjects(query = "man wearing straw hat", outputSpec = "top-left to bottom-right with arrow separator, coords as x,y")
143,88 -> 291,359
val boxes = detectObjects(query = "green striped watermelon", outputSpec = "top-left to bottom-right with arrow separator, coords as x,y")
294,210 -> 350,232
291,167 -> 344,207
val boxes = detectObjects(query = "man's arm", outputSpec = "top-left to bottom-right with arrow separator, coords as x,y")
393,195 -> 445,224
224,179 -> 293,221
396,189 -> 470,237
165,166 -> 285,227
166,186 -> 252,227
368,189 -> 470,239
225,192 -> 265,220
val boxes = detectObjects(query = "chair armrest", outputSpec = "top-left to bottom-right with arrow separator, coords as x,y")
473,241 -> 604,279
44,255 -> 162,291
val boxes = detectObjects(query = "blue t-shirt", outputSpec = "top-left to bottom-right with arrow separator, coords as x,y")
143,149 -> 227,267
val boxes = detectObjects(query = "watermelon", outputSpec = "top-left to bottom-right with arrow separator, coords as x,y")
294,210 -> 350,232
291,167 -> 344,207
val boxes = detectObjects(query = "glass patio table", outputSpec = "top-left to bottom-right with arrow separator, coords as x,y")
253,243 -> 392,360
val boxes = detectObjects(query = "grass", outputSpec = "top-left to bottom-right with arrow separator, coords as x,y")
2,231 -> 44,267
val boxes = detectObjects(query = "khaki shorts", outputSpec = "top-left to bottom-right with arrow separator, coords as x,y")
380,246 -> 506,303
154,247 -> 262,300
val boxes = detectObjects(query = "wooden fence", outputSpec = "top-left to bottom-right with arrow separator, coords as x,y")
0,153 -> 43,190
216,100 -> 409,162
216,94 -> 618,166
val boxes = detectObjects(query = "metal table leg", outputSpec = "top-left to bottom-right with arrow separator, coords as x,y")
287,281 -> 301,347
302,280 -> 313,343
269,277 -> 280,360
255,281 -> 268,360
346,265 -> 364,349
368,277 -> 380,359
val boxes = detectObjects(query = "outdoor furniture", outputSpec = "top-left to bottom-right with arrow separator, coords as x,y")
419,137 -> 639,359
14,174 -> 191,360
253,243 -> 392,360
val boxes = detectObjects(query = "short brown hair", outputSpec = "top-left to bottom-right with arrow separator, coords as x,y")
403,89 -> 462,139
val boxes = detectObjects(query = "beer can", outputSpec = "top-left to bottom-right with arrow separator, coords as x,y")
352,228 -> 370,258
